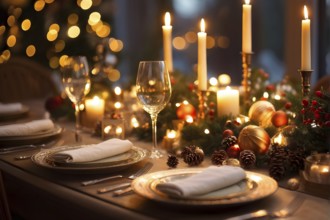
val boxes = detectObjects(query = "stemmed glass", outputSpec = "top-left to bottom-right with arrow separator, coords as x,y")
136,61 -> 172,158
61,56 -> 91,142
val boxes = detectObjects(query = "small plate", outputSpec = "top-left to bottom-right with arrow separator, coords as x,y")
0,124 -> 63,146
132,168 -> 277,207
0,105 -> 29,121
31,145 -> 150,174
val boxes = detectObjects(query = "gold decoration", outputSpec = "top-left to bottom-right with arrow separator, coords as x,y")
238,125 -> 270,154
248,100 -> 275,127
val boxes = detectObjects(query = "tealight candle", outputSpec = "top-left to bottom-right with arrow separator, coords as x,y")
217,86 -> 239,117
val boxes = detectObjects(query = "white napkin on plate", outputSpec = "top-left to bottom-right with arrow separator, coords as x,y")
0,119 -> 54,137
0,102 -> 23,114
50,138 -> 133,163
156,166 -> 246,198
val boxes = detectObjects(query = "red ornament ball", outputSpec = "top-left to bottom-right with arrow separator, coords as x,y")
222,129 -> 234,138
45,95 -> 63,111
271,110 -> 288,127
226,144 -> 241,158
176,103 -> 197,120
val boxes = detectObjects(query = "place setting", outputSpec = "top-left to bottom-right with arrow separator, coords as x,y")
0,102 -> 29,121
31,138 -> 150,174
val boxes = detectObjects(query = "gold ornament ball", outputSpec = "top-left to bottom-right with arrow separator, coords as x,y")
271,110 -> 288,127
238,125 -> 270,154
287,178 -> 300,191
248,101 -> 275,127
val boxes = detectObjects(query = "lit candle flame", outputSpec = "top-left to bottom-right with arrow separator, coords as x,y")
114,86 -> 122,95
245,0 -> 250,5
167,130 -> 177,139
200,18 -> 205,32
165,12 -> 171,26
185,115 -> 194,123
304,5 -> 308,19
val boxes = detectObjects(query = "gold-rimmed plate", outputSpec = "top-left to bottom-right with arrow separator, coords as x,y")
0,124 -> 63,146
132,168 -> 277,207
31,145 -> 150,174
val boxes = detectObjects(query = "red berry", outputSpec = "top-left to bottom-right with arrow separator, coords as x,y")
208,109 -> 215,116
301,108 -> 306,114
302,99 -> 309,107
315,91 -> 323,98
312,100 -> 318,106
285,102 -> 292,109
226,144 -> 241,158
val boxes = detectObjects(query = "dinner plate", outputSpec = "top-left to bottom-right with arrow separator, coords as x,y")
46,147 -> 142,168
0,124 -> 63,146
0,105 -> 29,121
31,145 -> 150,174
132,168 -> 278,207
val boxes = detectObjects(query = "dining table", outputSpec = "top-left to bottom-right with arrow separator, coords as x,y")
0,99 -> 329,220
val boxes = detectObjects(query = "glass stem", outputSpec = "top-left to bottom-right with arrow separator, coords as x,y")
74,102 -> 81,142
150,113 -> 158,151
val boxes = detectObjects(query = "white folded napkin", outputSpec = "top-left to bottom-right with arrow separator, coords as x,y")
0,119 -> 54,137
50,138 -> 133,163
0,102 -> 23,114
156,166 -> 246,198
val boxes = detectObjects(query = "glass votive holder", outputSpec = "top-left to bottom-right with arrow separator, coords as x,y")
303,153 -> 330,185
102,118 -> 125,140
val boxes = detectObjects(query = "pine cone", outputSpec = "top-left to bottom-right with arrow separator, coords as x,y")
182,146 -> 204,166
181,145 -> 196,159
268,144 -> 288,181
239,150 -> 256,169
221,136 -> 237,149
167,155 -> 179,168
288,150 -> 305,172
211,150 -> 228,165
269,164 -> 286,181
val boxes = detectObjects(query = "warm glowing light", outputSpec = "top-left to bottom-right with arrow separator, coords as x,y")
116,126 -> 123,135
68,26 -> 80,38
217,36 -> 230,48
114,101 -> 122,109
104,125 -> 111,134
49,56 -> 59,69
245,0 -> 250,5
252,97 -> 257,102
131,117 -> 140,128
173,37 -> 186,50
34,0 -> 45,11
49,23 -> 60,32
107,69 -> 120,82
7,35 -> 16,47
26,45 -> 36,57
80,0 -> 93,10
273,133 -> 284,145
274,94 -> 281,100
96,23 -> 111,38
185,116 -> 194,123
218,74 -> 231,86
21,19 -> 31,31
200,18 -> 205,32
165,12 -> 171,26
182,100 -> 189,105
114,87 -> 122,95
7,16 -> 15,27
263,92 -> 269,99
109,38 -> 123,52
79,103 -> 85,111
209,77 -> 218,86
88,12 -> 101,25
47,29 -> 58,41
0,26 -> 6,35
321,167 -> 329,173
304,5 -> 309,19
204,128 -> 210,134
167,130 -> 177,139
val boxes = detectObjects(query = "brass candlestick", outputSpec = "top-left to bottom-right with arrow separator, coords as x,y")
241,52 -> 253,108
299,69 -> 313,97
197,90 -> 207,120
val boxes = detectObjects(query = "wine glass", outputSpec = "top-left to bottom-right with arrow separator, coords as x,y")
136,61 -> 172,158
61,56 -> 91,142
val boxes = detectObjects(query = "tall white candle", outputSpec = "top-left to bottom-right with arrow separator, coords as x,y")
162,12 -> 173,73
197,18 -> 207,91
301,5 -> 311,70
217,86 -> 240,117
242,0 -> 252,53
